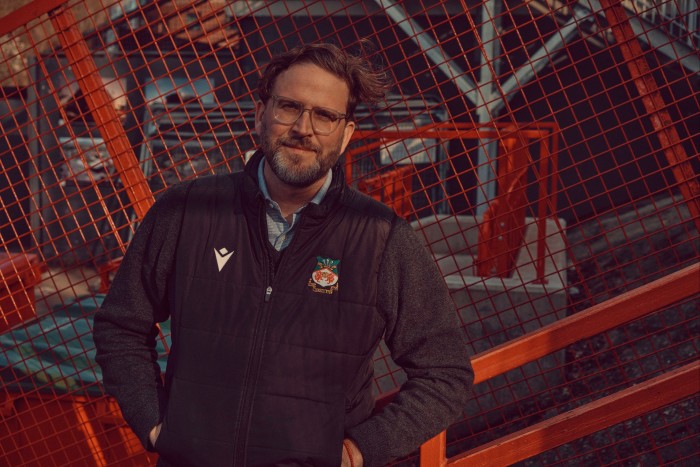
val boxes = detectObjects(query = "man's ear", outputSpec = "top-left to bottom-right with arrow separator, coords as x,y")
254,100 -> 266,134
339,120 -> 356,154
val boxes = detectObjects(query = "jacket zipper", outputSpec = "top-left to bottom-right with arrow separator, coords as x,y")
232,201 -> 305,465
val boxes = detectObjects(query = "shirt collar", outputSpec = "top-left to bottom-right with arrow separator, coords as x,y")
257,159 -> 333,206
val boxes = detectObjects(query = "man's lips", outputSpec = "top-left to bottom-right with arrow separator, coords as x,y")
282,143 -> 317,153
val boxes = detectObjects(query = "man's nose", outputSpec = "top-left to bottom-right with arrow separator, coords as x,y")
291,109 -> 314,136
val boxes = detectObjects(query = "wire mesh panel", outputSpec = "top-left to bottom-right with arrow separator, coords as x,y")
0,0 -> 697,465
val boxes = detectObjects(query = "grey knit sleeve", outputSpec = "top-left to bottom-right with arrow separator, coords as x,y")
346,218 -> 474,466
92,182 -> 189,450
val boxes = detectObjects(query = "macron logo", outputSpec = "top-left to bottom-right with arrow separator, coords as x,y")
214,247 -> 234,272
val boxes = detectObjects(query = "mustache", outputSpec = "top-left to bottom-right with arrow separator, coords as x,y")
277,136 -> 320,153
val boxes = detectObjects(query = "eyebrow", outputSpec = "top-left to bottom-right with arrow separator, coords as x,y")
275,96 -> 346,115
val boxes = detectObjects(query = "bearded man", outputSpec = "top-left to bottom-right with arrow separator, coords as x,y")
93,43 -> 473,467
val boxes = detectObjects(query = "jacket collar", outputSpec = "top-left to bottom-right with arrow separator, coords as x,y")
242,150 -> 346,221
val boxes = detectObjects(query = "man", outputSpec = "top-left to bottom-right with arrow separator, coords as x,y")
93,43 -> 473,467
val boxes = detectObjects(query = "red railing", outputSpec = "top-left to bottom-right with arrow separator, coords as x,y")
348,122 -> 560,282
420,263 -> 700,465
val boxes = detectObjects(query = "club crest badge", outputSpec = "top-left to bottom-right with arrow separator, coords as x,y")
308,256 -> 340,294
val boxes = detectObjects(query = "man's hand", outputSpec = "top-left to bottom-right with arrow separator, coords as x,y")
341,438 -> 363,467
149,423 -> 162,448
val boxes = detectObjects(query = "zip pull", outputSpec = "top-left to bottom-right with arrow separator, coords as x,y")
264,286 -> 273,302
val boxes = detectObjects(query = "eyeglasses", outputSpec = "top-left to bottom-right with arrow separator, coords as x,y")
270,95 -> 348,135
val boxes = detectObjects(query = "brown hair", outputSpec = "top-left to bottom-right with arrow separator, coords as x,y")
257,42 -> 390,119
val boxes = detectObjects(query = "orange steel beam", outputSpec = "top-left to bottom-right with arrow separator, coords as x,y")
451,361 -> 700,466
598,0 -> 700,232
48,6 -> 154,222
471,262 -> 698,384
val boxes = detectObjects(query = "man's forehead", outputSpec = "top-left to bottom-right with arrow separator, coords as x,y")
271,63 -> 350,108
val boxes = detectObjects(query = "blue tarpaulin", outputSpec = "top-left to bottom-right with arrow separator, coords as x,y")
0,294 -> 170,396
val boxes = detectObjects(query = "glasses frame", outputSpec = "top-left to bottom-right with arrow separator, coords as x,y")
269,95 -> 348,136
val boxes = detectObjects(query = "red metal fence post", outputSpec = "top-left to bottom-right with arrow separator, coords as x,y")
420,430 -> 447,467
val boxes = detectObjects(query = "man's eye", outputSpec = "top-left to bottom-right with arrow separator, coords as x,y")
278,100 -> 300,111
314,110 -> 336,122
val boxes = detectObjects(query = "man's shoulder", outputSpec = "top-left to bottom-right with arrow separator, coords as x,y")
168,172 -> 246,201
188,172 -> 243,192
341,187 -> 397,224
149,173 -> 243,214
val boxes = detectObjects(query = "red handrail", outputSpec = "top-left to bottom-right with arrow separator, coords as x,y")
419,262 -> 700,465
450,361 -> 699,466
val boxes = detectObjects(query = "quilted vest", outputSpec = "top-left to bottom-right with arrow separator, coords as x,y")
153,153 -> 394,466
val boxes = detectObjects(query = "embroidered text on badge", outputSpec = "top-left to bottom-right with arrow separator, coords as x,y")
308,257 -> 340,294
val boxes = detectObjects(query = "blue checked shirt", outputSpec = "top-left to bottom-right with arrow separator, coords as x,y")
257,161 -> 332,251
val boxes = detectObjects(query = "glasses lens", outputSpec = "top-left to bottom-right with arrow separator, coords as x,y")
273,98 -> 303,124
311,109 -> 338,135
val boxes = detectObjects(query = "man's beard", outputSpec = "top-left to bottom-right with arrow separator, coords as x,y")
260,122 -> 343,188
